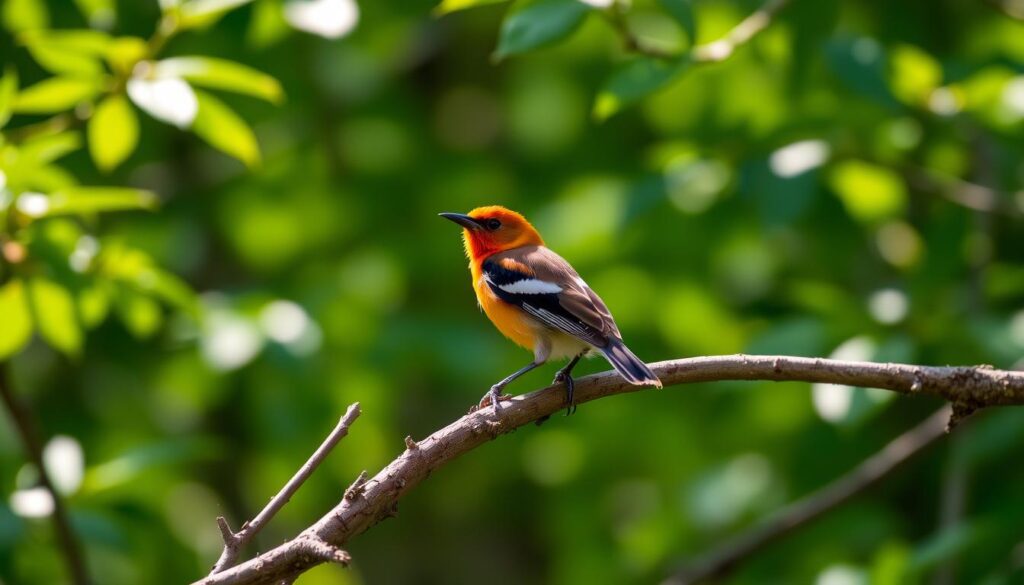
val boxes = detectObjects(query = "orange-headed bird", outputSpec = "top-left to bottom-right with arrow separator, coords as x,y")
441,205 -> 661,414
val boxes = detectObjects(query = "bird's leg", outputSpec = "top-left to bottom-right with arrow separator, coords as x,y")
553,352 -> 585,416
474,361 -> 542,414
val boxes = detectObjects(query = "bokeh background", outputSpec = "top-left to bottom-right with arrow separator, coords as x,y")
2,0 -> 1024,583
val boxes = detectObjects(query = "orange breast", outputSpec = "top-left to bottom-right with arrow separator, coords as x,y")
471,264 -> 537,351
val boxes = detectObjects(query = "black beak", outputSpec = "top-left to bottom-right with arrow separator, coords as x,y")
439,212 -> 482,231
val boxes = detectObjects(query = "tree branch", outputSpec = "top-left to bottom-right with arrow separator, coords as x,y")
0,364 -> 90,585
193,355 -> 1024,585
691,0 -> 791,63
664,406 -> 952,584
609,0 -> 791,62
208,403 -> 361,575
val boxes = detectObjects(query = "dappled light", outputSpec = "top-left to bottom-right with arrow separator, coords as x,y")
0,0 -> 1023,584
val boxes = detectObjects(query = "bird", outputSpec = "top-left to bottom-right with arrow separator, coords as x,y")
440,205 -> 661,415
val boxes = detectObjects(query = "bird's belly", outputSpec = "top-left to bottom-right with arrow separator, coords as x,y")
477,283 -> 539,350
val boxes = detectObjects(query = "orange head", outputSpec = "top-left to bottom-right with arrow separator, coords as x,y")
439,205 -> 544,261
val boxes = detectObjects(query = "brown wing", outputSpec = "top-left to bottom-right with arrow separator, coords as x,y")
489,246 -> 622,344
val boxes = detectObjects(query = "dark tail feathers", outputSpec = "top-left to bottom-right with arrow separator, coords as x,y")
600,340 -> 662,388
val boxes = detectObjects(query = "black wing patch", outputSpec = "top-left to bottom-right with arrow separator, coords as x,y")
481,258 -> 608,347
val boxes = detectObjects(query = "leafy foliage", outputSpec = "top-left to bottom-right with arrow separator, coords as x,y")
1,0 -> 1023,584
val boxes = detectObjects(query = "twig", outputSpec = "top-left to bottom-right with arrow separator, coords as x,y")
208,403 -> 361,575
193,355 -> 1024,585
692,0 -> 791,62
0,364 -> 90,585
609,0 -> 791,62
663,407 -> 951,584
983,0 -> 1024,20
905,166 -> 1024,217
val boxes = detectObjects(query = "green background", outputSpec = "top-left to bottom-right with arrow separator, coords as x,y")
1,0 -> 1024,583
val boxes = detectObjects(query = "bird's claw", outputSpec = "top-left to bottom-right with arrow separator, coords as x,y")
468,388 -> 512,414
553,370 -> 576,416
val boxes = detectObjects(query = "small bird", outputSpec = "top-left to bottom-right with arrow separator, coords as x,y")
441,205 -> 661,414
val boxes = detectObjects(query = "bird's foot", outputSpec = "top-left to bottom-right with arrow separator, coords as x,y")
468,387 -> 512,414
553,370 -> 577,416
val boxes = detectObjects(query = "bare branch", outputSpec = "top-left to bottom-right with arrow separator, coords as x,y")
663,407 -> 951,584
208,403 -> 361,575
194,355 -> 1024,585
609,0 -> 791,62
0,364 -> 90,585
691,0 -> 791,63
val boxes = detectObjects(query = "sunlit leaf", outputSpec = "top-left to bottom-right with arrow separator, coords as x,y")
248,0 -> 290,48
47,187 -> 158,216
2,0 -> 48,34
126,77 -> 198,128
20,30 -> 112,77
283,0 -> 359,39
98,244 -> 197,315
0,280 -> 33,359
154,57 -> 284,104
493,0 -> 590,61
179,0 -> 255,29
14,77 -> 105,114
656,0 -> 695,43
0,67 -> 20,128
115,288 -> 163,339
27,277 -> 83,356
89,94 -> 139,172
434,0 -> 508,15
78,282 -> 111,329
889,44 -> 942,106
594,57 -> 689,120
73,0 -> 116,29
105,37 -> 148,75
827,160 -> 907,223
190,90 -> 261,167
20,132 -> 83,165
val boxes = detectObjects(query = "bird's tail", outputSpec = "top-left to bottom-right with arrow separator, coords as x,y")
600,339 -> 662,388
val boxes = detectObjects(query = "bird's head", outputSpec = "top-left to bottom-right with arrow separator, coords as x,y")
439,205 -> 543,260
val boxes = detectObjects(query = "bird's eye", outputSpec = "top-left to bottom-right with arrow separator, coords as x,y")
486,218 -> 501,230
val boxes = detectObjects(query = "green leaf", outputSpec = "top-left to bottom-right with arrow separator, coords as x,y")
14,77 -> 104,114
493,0 -> 590,61
154,57 -> 284,104
656,0 -> 695,44
78,282 -> 111,329
73,0 -> 116,29
179,0 -> 255,29
20,30 -> 113,77
190,90 -> 261,167
888,44 -> 942,106
825,37 -> 899,108
115,288 -> 163,339
47,187 -> 158,216
105,37 -> 148,75
89,94 -> 139,172
827,160 -> 907,223
435,0 -> 509,15
593,56 -> 689,120
247,0 -> 290,49
0,280 -> 33,359
2,0 -> 48,34
27,277 -> 83,356
20,131 -> 83,164
0,67 -> 19,128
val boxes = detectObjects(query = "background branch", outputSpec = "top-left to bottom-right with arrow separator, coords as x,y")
194,355 -> 1024,585
611,0 -> 791,62
0,364 -> 90,585
664,407 -> 952,584
209,403 -> 361,574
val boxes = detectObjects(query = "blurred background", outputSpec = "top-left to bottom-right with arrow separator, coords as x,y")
1,0 -> 1024,583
